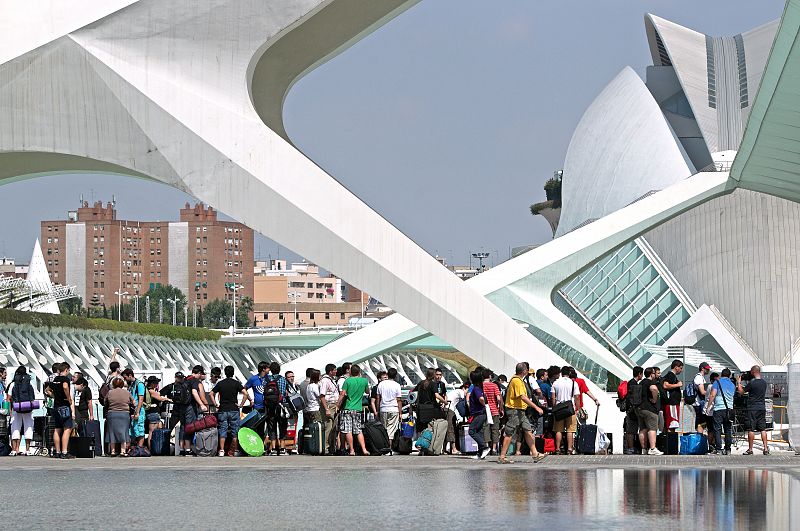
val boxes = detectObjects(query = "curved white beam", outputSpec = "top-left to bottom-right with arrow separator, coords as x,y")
0,0 -> 561,379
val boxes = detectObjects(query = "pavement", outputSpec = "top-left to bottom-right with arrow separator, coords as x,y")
3,452 -> 800,471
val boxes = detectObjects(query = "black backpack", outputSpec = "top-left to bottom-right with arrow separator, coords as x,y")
171,380 -> 191,406
264,377 -> 282,408
11,376 -> 35,403
627,380 -> 645,408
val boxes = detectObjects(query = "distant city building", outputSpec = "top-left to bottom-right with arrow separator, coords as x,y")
0,257 -> 28,279
41,201 -> 253,308
253,259 -> 361,327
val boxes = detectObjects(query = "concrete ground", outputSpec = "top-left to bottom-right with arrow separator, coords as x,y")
2,452 -> 800,471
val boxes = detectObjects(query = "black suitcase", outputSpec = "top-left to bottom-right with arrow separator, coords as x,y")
656,432 -> 679,455
576,410 -> 600,454
79,420 -> 103,456
69,436 -> 95,458
392,433 -> 413,455
151,428 -> 171,456
303,421 -> 325,456
362,420 -> 391,455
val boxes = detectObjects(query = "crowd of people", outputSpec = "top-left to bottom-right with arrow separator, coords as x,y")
619,360 -> 771,455
0,353 -> 775,460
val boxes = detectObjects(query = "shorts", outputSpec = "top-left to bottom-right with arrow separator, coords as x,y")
747,409 -> 767,432
265,408 -> 288,440
483,414 -> 501,444
504,409 -> 533,437
553,414 -> 577,434
663,404 -> 680,430
217,410 -> 240,439
146,412 -> 162,425
637,409 -> 659,432
694,406 -> 710,430
624,410 -> 639,434
339,409 -> 363,435
53,406 -> 74,430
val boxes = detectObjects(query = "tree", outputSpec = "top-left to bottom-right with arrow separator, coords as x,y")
58,297 -> 84,316
236,296 -> 253,328
203,298 -> 232,328
144,284 -> 187,326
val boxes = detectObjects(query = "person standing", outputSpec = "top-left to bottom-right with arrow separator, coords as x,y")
551,366 -> 580,454
303,369 -> 327,426
122,368 -> 146,448
623,366 -> 644,454
498,362 -> 546,464
707,368 -> 735,455
661,360 -> 683,432
481,368 -> 503,454
244,361 -> 269,415
637,368 -> 663,455
213,365 -> 245,457
737,366 -> 769,455
693,362 -> 712,434
182,366 -> 209,456
73,377 -> 94,425
7,366 -> 36,456
467,371 -> 490,460
49,363 -> 76,459
319,363 -> 340,454
263,362 -> 288,455
337,364 -> 370,455
105,378 -> 134,457
377,367 -> 403,442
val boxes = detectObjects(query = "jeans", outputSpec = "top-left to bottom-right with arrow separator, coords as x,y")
217,410 -> 240,439
468,412 -> 488,453
712,409 -> 733,450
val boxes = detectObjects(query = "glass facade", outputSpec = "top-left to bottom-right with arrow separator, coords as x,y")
558,240 -> 691,366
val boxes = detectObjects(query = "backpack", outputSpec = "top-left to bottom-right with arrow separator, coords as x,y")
455,397 -> 468,419
171,380 -> 191,406
264,378 -> 282,408
617,380 -> 628,400
99,380 -> 111,404
11,376 -> 35,403
683,378 -> 697,405
628,380 -> 645,408
416,428 -> 433,453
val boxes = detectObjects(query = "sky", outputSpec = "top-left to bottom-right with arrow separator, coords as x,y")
0,0 -> 785,270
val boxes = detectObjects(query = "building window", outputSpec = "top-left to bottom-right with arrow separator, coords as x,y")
278,313 -> 283,320
325,313 -> 330,320
309,313 -> 315,320
307,293 -> 313,299
203,293 -> 207,300
263,313 -> 268,320
340,313 -> 345,319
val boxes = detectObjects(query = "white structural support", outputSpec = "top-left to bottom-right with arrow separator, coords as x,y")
0,1 -> 580,382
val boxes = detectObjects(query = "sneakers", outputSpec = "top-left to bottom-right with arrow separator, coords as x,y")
648,448 -> 664,456
218,450 -> 225,457
479,448 -> 491,460
60,453 -> 76,459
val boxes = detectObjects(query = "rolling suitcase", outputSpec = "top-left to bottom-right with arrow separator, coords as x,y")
361,419 -> 391,455
194,427 -> 218,457
575,409 -> 600,454
68,436 -> 95,458
656,432 -> 679,455
240,409 -> 267,438
80,419 -> 103,457
151,427 -> 171,456
458,424 -> 478,454
303,421 -> 325,456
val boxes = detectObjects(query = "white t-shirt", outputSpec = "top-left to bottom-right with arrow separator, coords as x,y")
319,375 -> 339,404
305,382 -> 321,412
376,380 -> 402,413
694,372 -> 708,397
552,376 -> 579,404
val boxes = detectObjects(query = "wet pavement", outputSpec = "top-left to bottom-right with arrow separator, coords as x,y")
4,455 -> 800,529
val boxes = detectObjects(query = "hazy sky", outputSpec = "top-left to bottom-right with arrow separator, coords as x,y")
0,0 -> 784,269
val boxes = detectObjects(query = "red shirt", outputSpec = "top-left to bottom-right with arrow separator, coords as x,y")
575,377 -> 589,408
483,381 -> 502,416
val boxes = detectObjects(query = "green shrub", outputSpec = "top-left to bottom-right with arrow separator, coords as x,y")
0,309 -> 223,341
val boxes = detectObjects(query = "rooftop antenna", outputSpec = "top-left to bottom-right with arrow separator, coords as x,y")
112,194 -> 116,207
79,193 -> 83,206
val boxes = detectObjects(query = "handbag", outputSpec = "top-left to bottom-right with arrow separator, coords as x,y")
57,405 -> 72,421
719,381 -> 735,422
279,403 -> 293,420
485,403 -> 494,424
552,381 -> 576,421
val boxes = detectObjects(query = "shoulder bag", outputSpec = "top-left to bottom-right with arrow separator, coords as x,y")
552,380 -> 576,421
720,381 -> 735,422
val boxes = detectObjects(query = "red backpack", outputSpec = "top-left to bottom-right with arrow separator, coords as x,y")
617,380 -> 628,400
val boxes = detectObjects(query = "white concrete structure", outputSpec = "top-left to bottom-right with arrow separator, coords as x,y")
0,1 -> 585,387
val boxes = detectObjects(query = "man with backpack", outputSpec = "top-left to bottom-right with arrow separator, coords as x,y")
692,362 -> 712,435
319,363 -> 340,454
662,360 -> 683,432
263,362 -> 288,455
181,366 -> 209,456
637,368 -> 663,455
622,366 -> 644,454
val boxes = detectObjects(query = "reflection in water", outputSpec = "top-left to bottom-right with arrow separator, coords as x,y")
9,468 -> 800,529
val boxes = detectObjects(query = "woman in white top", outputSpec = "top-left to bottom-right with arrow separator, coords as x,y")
303,369 -> 327,425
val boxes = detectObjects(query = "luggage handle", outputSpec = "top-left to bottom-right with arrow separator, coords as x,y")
594,403 -> 599,425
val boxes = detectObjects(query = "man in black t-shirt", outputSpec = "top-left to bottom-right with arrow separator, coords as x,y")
160,372 -> 188,431
48,362 -> 76,459
212,365 -> 245,457
73,377 -> 93,424
737,365 -> 770,455
662,360 -> 684,432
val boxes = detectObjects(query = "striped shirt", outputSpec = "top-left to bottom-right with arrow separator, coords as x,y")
483,381 -> 502,416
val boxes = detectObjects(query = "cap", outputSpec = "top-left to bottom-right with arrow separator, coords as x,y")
699,362 -> 711,371
174,371 -> 185,379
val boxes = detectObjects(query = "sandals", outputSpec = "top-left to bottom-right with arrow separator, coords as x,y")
763,449 -> 770,455
497,457 -> 514,464
743,449 -> 753,455
532,453 -> 548,463
108,453 -> 117,458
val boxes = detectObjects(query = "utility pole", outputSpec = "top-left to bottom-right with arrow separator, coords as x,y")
231,284 -> 242,335
169,296 -> 177,326
159,298 -> 163,324
193,300 -> 197,327
289,291 -> 299,328
114,290 -> 128,321
146,295 -> 150,323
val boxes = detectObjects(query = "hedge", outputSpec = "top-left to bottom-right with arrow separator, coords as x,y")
0,309 -> 223,341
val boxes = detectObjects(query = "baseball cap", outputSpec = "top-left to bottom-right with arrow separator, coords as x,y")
699,362 -> 711,371
174,371 -> 185,379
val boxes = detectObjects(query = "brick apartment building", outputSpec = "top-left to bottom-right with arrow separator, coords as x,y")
41,201 -> 253,309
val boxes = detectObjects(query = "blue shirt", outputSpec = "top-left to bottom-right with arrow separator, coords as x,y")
246,374 -> 265,409
712,379 -> 735,411
537,379 -> 552,403
468,386 -> 485,416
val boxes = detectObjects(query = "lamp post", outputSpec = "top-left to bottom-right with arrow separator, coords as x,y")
184,305 -> 188,327
471,252 -> 490,273
114,290 -> 128,321
134,292 -> 139,323
168,296 -> 178,326
193,300 -> 197,327
288,291 -> 300,328
159,298 -> 163,324
230,283 -> 243,335
145,295 -> 150,323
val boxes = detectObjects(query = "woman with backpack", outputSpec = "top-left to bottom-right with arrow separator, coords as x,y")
414,368 -> 445,433
7,366 -> 37,456
144,376 -> 172,451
